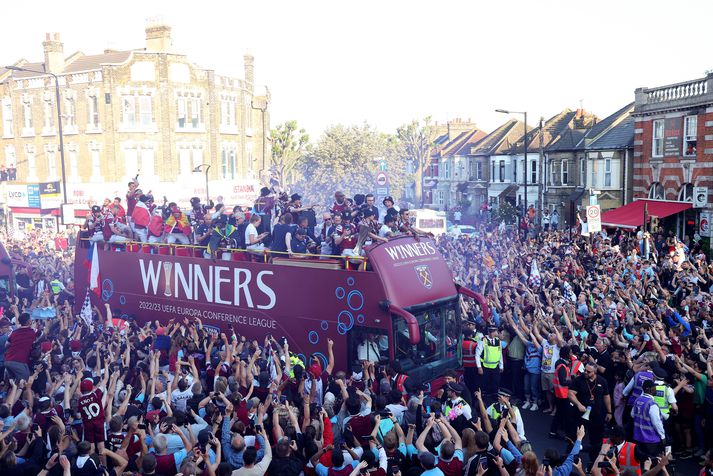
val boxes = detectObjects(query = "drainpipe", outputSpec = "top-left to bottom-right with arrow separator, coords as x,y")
622,148 -> 629,206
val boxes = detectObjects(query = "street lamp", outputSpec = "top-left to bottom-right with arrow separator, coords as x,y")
496,108 -> 529,234
192,164 -> 211,203
5,65 -> 68,214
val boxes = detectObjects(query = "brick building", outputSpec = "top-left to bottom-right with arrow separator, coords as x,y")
0,20 -> 270,228
632,73 -> 713,238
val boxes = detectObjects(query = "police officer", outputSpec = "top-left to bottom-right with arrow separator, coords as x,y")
651,366 -> 677,455
549,345 -> 572,439
632,380 -> 666,458
476,325 -> 503,400
49,273 -> 65,296
462,328 -> 479,394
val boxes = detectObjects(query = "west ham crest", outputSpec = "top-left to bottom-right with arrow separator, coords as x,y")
414,265 -> 433,289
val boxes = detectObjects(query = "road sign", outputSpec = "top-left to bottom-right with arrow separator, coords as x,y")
586,205 -> 601,233
375,171 -> 388,187
694,186 -> 708,208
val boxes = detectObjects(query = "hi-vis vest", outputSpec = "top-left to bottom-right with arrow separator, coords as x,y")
553,362 -> 570,399
653,384 -> 671,417
482,338 -> 502,369
601,439 -> 641,476
50,279 -> 63,295
462,338 -> 478,367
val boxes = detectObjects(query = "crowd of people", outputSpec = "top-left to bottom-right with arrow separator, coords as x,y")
81,179 -> 428,263
1,184 -> 713,476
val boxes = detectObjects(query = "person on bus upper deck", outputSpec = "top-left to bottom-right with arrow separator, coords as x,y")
331,191 -> 349,216
361,209 -> 389,246
379,214 -> 398,238
383,196 -> 400,214
254,187 -> 275,235
163,206 -> 192,245
113,197 -> 127,224
270,213 -> 294,256
228,207 -> 248,250
125,178 -> 140,217
288,228 -> 311,258
287,194 -> 314,225
85,205 -> 105,244
297,216 -> 319,246
364,194 -> 379,222
194,214 -> 213,250
335,212 -> 358,259
245,215 -> 269,255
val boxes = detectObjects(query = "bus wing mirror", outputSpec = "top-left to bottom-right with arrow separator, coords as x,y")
385,302 -> 421,345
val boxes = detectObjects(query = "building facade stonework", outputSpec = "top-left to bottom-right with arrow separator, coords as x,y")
0,22 -> 270,214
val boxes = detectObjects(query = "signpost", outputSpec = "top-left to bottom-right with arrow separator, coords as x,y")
586,204 -> 602,233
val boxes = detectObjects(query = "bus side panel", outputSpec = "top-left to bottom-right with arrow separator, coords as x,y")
74,247 -> 390,368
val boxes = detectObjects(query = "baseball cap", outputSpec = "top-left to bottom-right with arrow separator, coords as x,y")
418,452 -> 436,469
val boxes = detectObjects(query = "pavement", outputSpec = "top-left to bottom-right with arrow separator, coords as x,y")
517,403 -> 699,475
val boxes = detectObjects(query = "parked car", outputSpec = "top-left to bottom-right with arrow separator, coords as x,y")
447,225 -> 478,237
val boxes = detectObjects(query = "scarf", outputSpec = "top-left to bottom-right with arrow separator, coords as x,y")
165,213 -> 191,236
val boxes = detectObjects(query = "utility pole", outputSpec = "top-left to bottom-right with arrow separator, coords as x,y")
538,116 -> 545,235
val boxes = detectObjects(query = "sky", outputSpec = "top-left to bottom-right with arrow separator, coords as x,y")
3,0 -> 713,139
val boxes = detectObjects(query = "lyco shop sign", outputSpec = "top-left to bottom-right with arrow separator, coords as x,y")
6,184 -> 41,208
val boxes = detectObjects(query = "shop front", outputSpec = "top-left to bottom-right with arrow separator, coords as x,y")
5,182 -> 62,231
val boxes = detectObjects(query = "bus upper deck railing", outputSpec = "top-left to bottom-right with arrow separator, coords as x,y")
80,239 -> 370,271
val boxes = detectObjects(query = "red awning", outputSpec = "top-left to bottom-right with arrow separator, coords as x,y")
600,199 -> 692,229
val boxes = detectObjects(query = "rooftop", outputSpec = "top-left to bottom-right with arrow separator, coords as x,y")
634,73 -> 713,115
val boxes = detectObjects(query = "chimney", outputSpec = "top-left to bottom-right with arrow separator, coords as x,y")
42,33 -> 64,74
145,18 -> 172,52
447,117 -> 476,140
244,53 -> 254,85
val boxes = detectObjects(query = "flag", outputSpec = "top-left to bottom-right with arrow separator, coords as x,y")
79,289 -> 94,331
88,243 -> 101,297
528,259 -> 541,288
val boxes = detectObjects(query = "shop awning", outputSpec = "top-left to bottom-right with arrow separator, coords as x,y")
600,199 -> 692,229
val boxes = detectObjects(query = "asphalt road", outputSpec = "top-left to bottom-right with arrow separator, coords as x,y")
517,404 -> 699,475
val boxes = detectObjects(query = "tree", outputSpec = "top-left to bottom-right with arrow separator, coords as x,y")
396,117 -> 439,208
270,120 -> 310,188
293,123 -> 413,208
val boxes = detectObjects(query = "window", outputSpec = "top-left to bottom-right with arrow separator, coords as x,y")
121,94 -> 153,128
4,145 -> 16,169
177,97 -> 186,128
26,145 -> 37,181
530,159 -> 537,184
561,160 -> 568,185
392,301 -> 458,380
69,147 -> 78,181
139,96 -> 152,126
43,97 -> 54,131
124,148 -> 138,179
87,94 -> 99,128
580,158 -> 586,187
678,184 -> 693,202
2,98 -> 13,137
179,148 -> 191,176
652,119 -> 664,157
221,147 -> 236,179
221,98 -> 236,127
245,98 -> 253,128
190,97 -> 200,128
22,98 -> 33,131
141,147 -> 155,176
47,148 -> 57,180
648,182 -> 664,200
550,160 -> 557,185
475,161 -> 483,180
90,147 -> 101,180
491,160 -> 495,182
499,160 -> 505,182
604,159 -> 612,187
444,161 -> 450,179
684,115 -> 697,156
437,190 -> 444,206
64,96 -> 76,127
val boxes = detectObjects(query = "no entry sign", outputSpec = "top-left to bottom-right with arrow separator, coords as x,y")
376,171 -> 388,187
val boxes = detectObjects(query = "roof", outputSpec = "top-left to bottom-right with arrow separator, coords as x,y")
586,116 -> 635,150
435,128 -> 487,158
546,127 -> 588,152
1,50 -> 133,82
507,109 -> 598,154
585,102 -> 634,142
469,119 -> 525,156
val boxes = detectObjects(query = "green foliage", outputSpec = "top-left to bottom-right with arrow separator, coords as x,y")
494,201 -> 518,225
396,117 -> 439,207
270,120 -> 310,187
293,123 -> 413,208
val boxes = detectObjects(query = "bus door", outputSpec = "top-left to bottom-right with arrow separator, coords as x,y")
346,326 -> 390,373
391,298 -> 459,384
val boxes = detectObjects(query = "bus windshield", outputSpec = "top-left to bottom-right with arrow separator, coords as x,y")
392,298 -> 459,383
